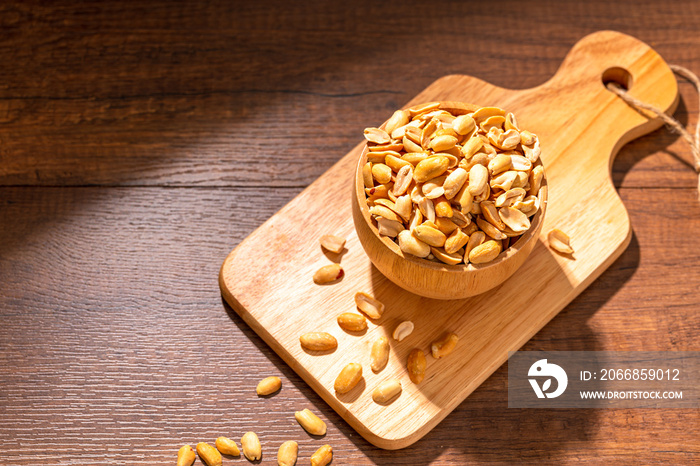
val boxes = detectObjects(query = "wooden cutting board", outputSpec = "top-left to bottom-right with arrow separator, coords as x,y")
219,31 -> 678,450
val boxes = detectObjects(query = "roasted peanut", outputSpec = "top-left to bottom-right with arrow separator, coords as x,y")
377,217 -> 405,237
520,129 -> 536,145
434,195 -> 453,218
481,115 -> 506,132
334,362 -> 363,394
431,333 -> 459,359
370,336 -> 390,372
522,134 -> 541,162
454,182 -> 473,214
499,206 -> 530,233
294,408 -> 326,436
397,229 -> 430,258
393,195 -> 412,220
444,228 -> 469,254
277,440 -> 298,466
300,332 -> 337,351
476,217 -> 506,241
488,153 -> 512,175
529,164 -> 544,196
196,442 -> 222,466
392,321 -> 414,341
422,175 -> 446,199
372,163 -> 392,184
362,164 -> 375,189
464,230 -> 485,263
496,187 -> 527,208
320,234 -> 346,254
548,228 -> 574,254
443,167 -> 468,199
462,136 -> 483,158
241,432 -> 262,461
408,101 -> 441,117
393,164 -> 413,196
431,247 -> 463,265
372,379 -> 402,404
413,224 -> 447,247
370,204 -> 401,222
385,109 -> 409,135
513,194 -> 540,217
435,216 -> 459,235
215,437 -> 240,456
310,445 -> 333,466
469,239 -> 502,264
407,348 -> 427,384
414,156 -> 449,183
364,127 -> 390,144
256,376 -> 282,396
421,118 -> 439,148
505,112 -> 519,131
354,292 -> 385,319
481,201 -> 505,230
472,106 -> 506,123
313,263 -> 344,284
510,154 -> 532,171
177,445 -> 196,466
468,163 -> 489,195
337,312 -> 367,332
430,134 -> 458,152
385,153 -> 411,172
453,114 -> 476,135
490,170 -> 517,191
403,134 -> 423,153
417,197 -> 436,223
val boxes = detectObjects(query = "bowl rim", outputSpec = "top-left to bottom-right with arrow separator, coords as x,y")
355,101 -> 548,273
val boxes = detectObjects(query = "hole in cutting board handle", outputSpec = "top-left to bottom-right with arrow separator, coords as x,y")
602,66 -> 633,91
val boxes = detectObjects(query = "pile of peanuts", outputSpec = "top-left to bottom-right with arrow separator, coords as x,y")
362,102 -> 545,265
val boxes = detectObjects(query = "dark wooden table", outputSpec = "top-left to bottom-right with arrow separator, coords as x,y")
1,1 -> 699,464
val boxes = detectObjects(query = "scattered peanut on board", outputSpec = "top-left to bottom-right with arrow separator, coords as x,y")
313,263 -> 344,284
372,379 -> 403,404
320,234 -> 346,254
548,228 -> 574,254
334,362 -> 363,394
300,332 -> 338,351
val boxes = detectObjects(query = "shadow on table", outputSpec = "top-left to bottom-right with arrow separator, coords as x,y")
612,96 -> 692,187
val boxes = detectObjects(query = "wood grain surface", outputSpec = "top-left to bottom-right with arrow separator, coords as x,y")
0,1 -> 698,464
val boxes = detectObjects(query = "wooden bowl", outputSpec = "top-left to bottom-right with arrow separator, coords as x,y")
352,101 -> 548,300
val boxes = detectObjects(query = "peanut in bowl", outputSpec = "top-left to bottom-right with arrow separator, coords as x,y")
351,101 -> 548,300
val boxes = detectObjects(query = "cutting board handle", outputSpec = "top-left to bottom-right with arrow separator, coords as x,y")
525,30 -> 679,169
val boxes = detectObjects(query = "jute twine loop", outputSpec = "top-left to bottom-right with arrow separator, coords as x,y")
605,64 -> 700,200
